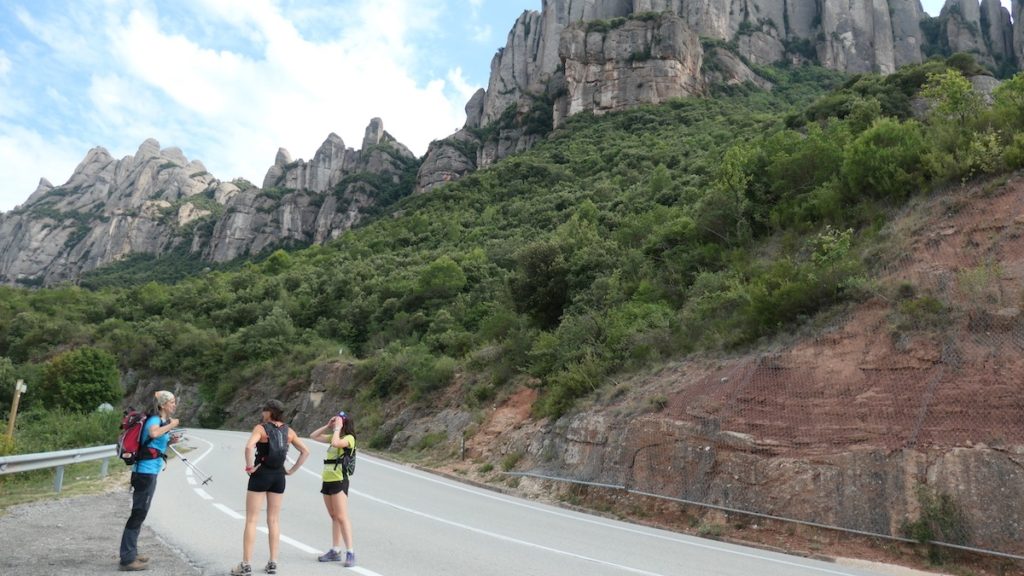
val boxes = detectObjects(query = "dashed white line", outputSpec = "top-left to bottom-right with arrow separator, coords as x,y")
214,502 -> 244,520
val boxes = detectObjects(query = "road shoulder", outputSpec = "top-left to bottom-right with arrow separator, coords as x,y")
0,486 -> 201,576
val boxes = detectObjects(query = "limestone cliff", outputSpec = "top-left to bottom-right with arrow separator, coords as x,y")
207,118 -> 417,263
555,13 -> 706,126
0,140 -> 227,285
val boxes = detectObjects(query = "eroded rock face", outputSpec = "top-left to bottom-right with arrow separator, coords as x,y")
414,130 -> 481,195
1016,0 -> 1024,68
819,0 -> 896,74
704,47 -> 774,91
556,14 -> 705,125
435,0 -> 1023,190
943,0 -> 988,62
0,139 -> 226,284
0,119 -> 420,283
206,118 -> 417,262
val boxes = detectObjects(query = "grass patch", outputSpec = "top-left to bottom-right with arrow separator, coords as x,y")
0,461 -> 129,513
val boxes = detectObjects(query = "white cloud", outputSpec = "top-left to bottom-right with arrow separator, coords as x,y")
0,51 -> 10,77
470,24 -> 492,43
0,124 -> 86,209
447,67 -> 480,102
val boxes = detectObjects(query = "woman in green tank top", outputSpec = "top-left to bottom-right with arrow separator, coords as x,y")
309,411 -> 356,567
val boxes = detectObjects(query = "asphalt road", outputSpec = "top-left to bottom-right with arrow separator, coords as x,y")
135,429 -> 907,576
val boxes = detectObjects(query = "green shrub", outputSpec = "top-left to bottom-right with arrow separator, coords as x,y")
891,296 -> 950,332
901,485 -> 969,564
841,118 -> 927,202
509,241 -> 571,329
39,348 -> 120,413
9,407 -> 122,454
501,450 -> 524,471
536,354 -> 607,418
1004,133 -> 1024,169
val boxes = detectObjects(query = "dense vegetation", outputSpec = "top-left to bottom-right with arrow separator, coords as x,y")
2,55 -> 1023,453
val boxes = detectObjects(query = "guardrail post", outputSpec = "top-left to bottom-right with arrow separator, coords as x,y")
53,465 -> 65,493
100,457 -> 109,478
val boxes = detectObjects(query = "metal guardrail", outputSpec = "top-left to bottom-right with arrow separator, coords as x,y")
0,444 -> 117,492
504,471 -> 1024,563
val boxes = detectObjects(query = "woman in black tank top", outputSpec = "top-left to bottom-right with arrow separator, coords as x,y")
230,400 -> 309,576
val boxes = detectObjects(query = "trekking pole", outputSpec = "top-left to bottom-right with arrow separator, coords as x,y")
168,442 -> 213,485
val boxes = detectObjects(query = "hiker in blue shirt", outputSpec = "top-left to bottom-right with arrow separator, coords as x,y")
231,399 -> 309,576
118,390 -> 180,572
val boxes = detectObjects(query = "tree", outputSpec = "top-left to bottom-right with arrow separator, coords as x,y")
992,72 -> 1024,132
842,118 -> 926,202
509,241 -> 571,330
417,256 -> 467,301
40,347 -> 120,412
922,69 -> 981,129
0,356 -> 15,411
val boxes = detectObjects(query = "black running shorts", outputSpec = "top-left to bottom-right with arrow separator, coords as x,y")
247,467 -> 286,494
320,479 -> 349,495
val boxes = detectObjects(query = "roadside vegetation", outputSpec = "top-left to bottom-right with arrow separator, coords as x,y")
1,54 -> 1022,450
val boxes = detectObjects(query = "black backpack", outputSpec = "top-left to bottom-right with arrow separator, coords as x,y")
325,445 -> 356,478
260,423 -> 289,468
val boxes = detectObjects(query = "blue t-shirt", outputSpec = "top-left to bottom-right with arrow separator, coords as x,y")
133,415 -> 170,474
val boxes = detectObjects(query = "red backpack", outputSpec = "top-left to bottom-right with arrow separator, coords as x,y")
117,410 -> 160,465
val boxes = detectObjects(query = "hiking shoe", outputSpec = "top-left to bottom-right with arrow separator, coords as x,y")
118,559 -> 149,571
264,560 -> 277,574
135,556 -> 149,564
230,562 -> 252,575
318,549 -> 341,562
344,552 -> 356,567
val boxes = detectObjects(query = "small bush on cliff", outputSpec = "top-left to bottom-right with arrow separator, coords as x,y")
901,485 -> 970,564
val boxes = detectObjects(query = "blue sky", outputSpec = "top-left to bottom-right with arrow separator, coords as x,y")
922,0 -> 1012,13
0,1 -> 1012,212
0,0 -> 540,212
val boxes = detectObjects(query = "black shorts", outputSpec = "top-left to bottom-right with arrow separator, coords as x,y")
248,467 -> 286,494
321,479 -> 349,495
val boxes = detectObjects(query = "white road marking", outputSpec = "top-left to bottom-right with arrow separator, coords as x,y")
194,488 -> 214,500
214,502 -> 244,520
254,527 -> 319,554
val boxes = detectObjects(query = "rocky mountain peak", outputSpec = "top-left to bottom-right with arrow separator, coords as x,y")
261,118 -> 411,194
362,118 -> 384,149
414,0 -> 1023,194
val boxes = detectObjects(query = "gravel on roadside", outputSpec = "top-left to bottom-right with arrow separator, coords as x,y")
0,484 -> 201,576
